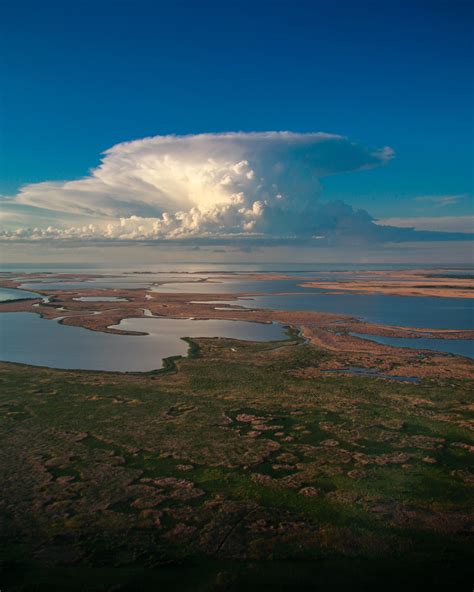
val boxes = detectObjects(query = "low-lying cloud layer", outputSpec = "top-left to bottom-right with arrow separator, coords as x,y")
1,131 -> 469,245
376,215 -> 474,233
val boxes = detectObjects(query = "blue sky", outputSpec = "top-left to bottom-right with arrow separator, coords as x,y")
0,0 -> 472,261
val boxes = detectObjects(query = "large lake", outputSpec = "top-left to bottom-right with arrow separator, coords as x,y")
0,312 -> 287,372
196,293 -> 473,330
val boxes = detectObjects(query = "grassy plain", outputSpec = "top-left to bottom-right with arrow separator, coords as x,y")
0,335 -> 473,591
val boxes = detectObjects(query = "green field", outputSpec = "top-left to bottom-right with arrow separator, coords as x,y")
1,336 -> 472,591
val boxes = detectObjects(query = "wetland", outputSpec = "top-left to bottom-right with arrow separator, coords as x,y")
0,267 -> 472,591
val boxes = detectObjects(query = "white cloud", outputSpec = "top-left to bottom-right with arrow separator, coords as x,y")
0,132 -> 394,242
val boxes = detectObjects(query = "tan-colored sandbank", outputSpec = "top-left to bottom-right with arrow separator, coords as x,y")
301,281 -> 474,298
300,269 -> 474,298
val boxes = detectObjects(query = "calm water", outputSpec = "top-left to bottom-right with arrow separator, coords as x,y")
19,280 -> 152,290
0,287 -> 41,302
11,270 -> 474,331
151,278 -> 322,294
198,293 -> 473,330
2,268 -> 472,364
73,296 -> 128,302
19,276 -> 320,293
0,312 -> 287,372
351,332 -> 474,359
17,272 -> 210,291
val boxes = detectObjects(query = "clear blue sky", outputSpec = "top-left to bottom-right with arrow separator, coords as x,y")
1,0 -> 472,219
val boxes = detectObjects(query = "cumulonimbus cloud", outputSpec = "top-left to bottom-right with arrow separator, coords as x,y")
1,131 -> 396,242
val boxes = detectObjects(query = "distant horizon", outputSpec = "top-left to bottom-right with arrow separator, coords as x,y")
1,0 -> 472,264
1,259 -> 473,270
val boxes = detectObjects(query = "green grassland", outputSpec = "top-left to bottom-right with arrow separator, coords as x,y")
0,335 -> 473,591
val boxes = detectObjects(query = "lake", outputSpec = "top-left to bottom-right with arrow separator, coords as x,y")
0,312 -> 287,372
196,293 -> 473,330
351,332 -> 474,359
0,287 -> 41,302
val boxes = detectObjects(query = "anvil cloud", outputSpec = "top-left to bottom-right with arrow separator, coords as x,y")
1,132 -> 396,242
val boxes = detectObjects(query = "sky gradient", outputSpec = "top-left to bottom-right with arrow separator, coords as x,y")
0,0 -> 472,263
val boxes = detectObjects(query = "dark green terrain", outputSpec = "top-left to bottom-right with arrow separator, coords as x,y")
1,336 -> 473,590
